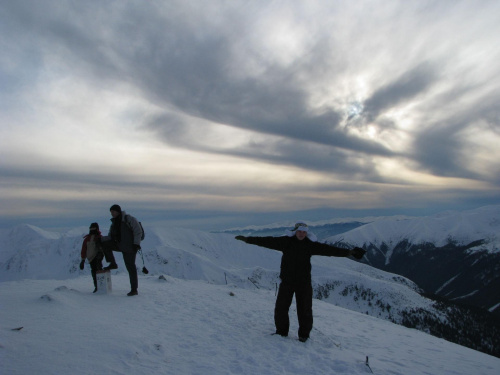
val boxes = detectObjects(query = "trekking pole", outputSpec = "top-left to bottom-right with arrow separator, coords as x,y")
248,277 -> 259,289
365,356 -> 374,373
138,249 -> 149,274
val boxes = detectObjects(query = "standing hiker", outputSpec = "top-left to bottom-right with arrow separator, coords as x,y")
101,204 -> 142,296
235,221 -> 366,342
80,222 -> 104,293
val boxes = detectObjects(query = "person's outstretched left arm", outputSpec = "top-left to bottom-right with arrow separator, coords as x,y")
310,241 -> 366,259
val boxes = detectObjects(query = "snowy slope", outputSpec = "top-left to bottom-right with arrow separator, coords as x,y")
1,221 -> 499,359
0,223 -> 455,329
325,205 -> 500,255
1,275 -> 499,375
0,223 -> 431,322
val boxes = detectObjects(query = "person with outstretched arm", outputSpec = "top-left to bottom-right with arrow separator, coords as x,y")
235,221 -> 366,342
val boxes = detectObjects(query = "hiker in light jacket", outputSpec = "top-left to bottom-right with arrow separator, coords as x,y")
236,221 -> 366,342
101,204 -> 142,296
80,222 -> 104,293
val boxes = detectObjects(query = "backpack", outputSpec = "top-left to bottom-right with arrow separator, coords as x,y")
86,235 -> 100,262
125,215 -> 145,241
138,222 -> 145,241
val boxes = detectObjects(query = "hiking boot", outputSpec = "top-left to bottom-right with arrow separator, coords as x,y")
93,287 -> 98,293
127,290 -> 138,296
104,263 -> 118,270
298,336 -> 308,342
273,331 -> 288,337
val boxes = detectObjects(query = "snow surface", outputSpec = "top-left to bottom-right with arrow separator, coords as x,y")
1,275 -> 500,375
1,222 -> 500,374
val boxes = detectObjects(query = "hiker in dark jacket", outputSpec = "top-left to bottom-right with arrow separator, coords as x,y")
80,222 -> 104,293
236,221 -> 366,342
101,204 -> 143,296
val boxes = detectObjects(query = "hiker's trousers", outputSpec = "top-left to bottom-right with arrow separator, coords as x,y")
274,281 -> 313,339
101,240 -> 138,291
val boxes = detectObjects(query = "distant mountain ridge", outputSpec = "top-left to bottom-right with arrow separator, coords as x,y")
220,214 -> 411,236
221,221 -> 367,239
328,205 -> 500,252
323,205 -> 500,316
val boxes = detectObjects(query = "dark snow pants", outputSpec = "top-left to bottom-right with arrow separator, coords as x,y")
122,251 -> 138,291
101,240 -> 118,264
90,252 -> 104,287
274,281 -> 313,339
101,240 -> 138,291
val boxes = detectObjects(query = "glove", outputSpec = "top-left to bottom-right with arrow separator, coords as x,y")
350,247 -> 366,260
235,235 -> 246,242
134,244 -> 141,252
79,260 -> 85,270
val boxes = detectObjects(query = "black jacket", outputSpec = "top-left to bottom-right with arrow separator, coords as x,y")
241,236 -> 351,285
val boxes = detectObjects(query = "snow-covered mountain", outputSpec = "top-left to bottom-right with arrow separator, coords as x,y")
322,205 -> 500,316
326,205 -> 500,253
1,221 -> 499,358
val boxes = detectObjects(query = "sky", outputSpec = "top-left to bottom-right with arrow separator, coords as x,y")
1,0 -> 499,231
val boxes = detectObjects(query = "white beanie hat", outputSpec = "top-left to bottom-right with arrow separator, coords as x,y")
285,221 -> 317,242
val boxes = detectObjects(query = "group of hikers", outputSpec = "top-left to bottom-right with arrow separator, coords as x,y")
80,205 -> 366,342
80,204 -> 143,296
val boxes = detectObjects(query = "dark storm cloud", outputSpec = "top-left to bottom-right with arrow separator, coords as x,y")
1,0 -> 393,167
147,111 -> 387,180
411,94 -> 500,180
130,34 -> 392,159
0,166 -> 144,191
363,63 -> 438,122
223,138 -> 380,179
0,164 -> 272,199
411,124 -> 467,178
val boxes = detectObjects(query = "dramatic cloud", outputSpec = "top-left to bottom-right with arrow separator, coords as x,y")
1,0 -> 499,229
